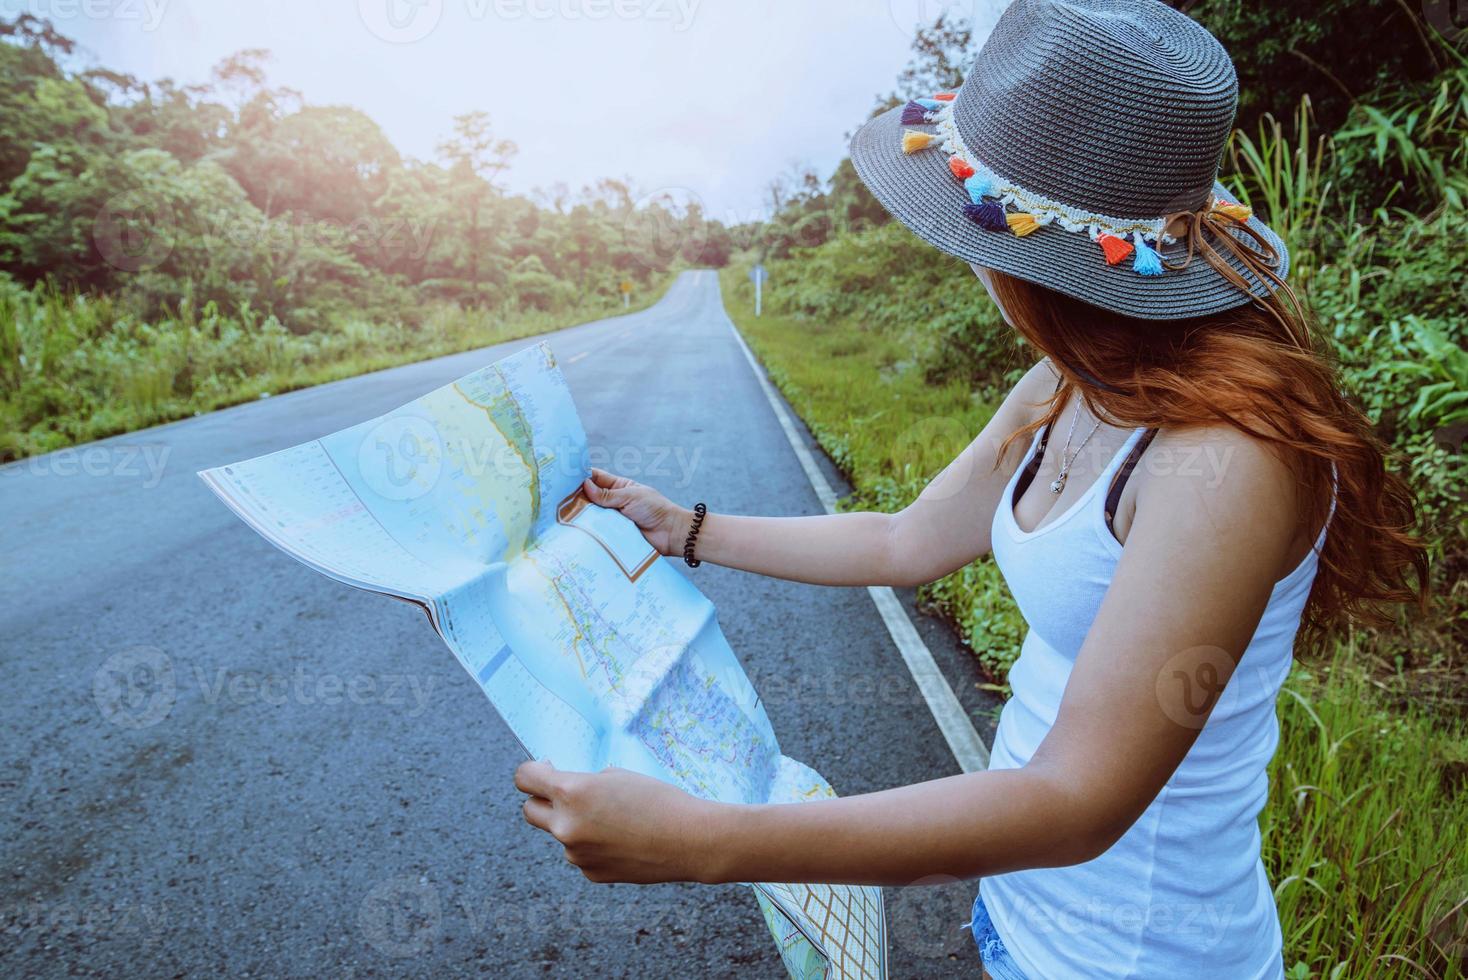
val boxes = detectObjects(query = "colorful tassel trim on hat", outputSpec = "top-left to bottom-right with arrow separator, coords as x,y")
1097,233 -> 1134,266
1007,212 -> 1041,237
901,101 -> 932,125
963,200 -> 1010,233
1215,202 -> 1253,223
902,130 -> 939,154
896,99 -> 1195,276
1132,233 -> 1164,276
964,174 -> 991,204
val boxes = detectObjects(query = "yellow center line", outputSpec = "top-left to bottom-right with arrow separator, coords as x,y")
566,351 -> 589,364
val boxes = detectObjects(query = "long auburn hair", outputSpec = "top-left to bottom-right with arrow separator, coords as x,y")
986,267 -> 1428,642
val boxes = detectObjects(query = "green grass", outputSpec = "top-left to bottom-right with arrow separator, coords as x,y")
720,265 -> 1468,978
721,265 -> 1027,681
0,277 -> 670,462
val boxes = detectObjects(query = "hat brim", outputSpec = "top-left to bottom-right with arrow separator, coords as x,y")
849,102 -> 1290,321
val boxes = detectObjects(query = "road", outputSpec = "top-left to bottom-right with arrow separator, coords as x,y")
1,271 -> 1000,977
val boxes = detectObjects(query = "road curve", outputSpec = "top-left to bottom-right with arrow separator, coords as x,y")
1,271 -> 997,977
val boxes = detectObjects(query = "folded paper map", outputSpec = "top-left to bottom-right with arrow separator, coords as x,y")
198,342 -> 886,979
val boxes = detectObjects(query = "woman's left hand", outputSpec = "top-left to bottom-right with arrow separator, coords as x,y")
515,760 -> 721,884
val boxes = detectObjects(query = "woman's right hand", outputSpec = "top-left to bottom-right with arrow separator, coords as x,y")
581,468 -> 692,558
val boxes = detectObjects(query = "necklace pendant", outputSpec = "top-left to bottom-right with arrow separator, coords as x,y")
1049,474 -> 1067,494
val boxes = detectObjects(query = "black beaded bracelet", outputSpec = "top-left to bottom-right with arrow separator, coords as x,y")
682,503 -> 707,568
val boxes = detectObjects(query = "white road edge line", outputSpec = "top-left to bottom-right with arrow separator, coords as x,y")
720,280 -> 991,773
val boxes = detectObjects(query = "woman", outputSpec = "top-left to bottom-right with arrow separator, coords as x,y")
514,1 -> 1427,976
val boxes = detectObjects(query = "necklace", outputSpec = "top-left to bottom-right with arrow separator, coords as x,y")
1050,402 -> 1103,494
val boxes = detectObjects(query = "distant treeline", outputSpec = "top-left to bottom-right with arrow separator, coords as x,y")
0,14 -> 740,331
0,14 -> 757,458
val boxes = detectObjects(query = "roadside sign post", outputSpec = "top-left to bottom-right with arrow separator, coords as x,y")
620,279 -> 633,309
749,265 -> 767,317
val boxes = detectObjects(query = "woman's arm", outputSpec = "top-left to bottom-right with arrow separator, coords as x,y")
517,426 -> 1303,886
583,360 -> 1059,588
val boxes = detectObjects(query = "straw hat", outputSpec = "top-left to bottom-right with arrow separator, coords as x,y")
850,0 -> 1289,320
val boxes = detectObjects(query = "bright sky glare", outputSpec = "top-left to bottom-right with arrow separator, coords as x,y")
44,0 -> 1009,220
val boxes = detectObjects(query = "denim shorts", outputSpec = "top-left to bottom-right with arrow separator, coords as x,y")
969,892 -> 1028,980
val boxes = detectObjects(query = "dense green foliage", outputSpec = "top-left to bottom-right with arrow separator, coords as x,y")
728,7 -> 1467,975
0,15 -> 731,459
1170,0 -> 1459,132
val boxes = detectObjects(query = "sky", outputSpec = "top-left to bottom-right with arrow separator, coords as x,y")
42,0 -> 1009,221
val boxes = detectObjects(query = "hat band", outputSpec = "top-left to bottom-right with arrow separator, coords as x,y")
900,98 -> 1254,277
933,100 -> 1195,243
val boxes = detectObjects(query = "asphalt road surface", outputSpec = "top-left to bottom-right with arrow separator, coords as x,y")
2,271 -> 1002,977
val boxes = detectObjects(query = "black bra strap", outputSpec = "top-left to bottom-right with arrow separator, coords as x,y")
1104,428 -> 1159,537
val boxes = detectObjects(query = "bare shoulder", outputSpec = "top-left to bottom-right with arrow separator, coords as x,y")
994,358 -> 1061,428
1135,423 -> 1300,550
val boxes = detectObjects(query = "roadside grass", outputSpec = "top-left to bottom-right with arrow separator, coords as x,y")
720,265 -> 1468,978
1269,648 -> 1468,979
0,278 -> 670,462
720,265 -> 1027,681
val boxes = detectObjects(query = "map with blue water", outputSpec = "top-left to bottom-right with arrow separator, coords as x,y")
198,342 -> 886,979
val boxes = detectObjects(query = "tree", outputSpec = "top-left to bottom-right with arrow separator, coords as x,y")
889,12 -> 973,105
437,111 -> 517,305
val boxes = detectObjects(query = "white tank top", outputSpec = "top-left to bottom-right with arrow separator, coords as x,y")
980,425 -> 1325,980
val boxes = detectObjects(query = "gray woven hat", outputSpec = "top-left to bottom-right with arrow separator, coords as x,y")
851,0 -> 1289,320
